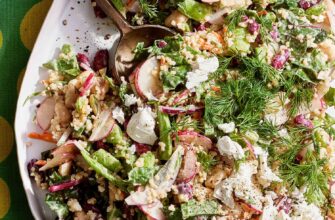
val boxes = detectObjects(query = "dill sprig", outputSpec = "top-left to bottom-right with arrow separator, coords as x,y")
197,151 -> 218,172
280,151 -> 328,206
225,9 -> 247,31
139,0 -> 158,19
210,56 -> 233,80
204,79 -> 273,131
238,55 -> 281,86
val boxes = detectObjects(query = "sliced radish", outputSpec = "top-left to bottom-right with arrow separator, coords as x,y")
80,72 -> 95,96
239,200 -> 263,215
172,90 -> 189,105
138,201 -> 166,220
89,109 -> 116,141
159,105 -> 204,115
243,138 -> 256,159
36,97 -> 56,131
52,141 -> 79,156
77,53 -> 92,71
56,127 -> 73,146
129,72 -> 139,96
207,9 -> 226,25
126,0 -> 140,13
135,142 -> 151,155
132,57 -> 163,100
39,153 -> 75,171
275,196 -> 292,214
177,147 -> 197,183
176,131 -> 212,149
48,179 -> 81,192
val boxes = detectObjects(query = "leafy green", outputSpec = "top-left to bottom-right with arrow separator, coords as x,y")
92,149 -> 122,172
158,110 -> 173,160
197,151 -> 218,172
228,28 -> 250,53
43,44 -> 80,77
181,200 -> 222,219
324,87 -> 335,105
306,4 -> 326,17
160,65 -> 189,91
128,167 -> 155,185
110,0 -> 125,15
80,148 -> 127,190
45,194 -> 69,219
128,152 -> 156,185
178,0 -> 212,22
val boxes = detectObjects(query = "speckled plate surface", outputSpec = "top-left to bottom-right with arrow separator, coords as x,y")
14,1 -> 119,219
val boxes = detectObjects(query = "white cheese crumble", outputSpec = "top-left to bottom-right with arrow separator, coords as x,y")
217,122 -> 235,133
67,198 -> 82,212
112,106 -> 125,124
214,161 -> 263,210
124,94 -> 138,107
186,56 -> 219,90
217,136 -> 244,159
126,107 -> 158,145
257,149 -> 282,187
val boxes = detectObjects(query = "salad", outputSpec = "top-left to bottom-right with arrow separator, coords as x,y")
27,0 -> 335,219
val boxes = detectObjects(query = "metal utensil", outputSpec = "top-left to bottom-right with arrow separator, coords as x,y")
96,0 -> 175,83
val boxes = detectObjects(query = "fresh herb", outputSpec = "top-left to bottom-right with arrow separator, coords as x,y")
139,0 -> 158,19
280,151 -> 329,205
204,79 -> 273,131
225,9 -> 247,31
23,91 -> 45,106
197,151 -> 218,172
160,65 -> 189,91
210,56 -> 233,80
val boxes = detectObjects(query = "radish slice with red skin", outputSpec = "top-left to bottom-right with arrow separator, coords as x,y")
239,200 -> 263,215
243,138 -> 256,159
159,106 -> 204,115
52,141 -> 79,156
132,57 -> 163,100
176,131 -> 212,149
48,179 -> 82,192
36,97 -> 56,131
177,147 -> 197,183
172,90 -> 190,105
138,201 -> 166,220
89,109 -> 116,141
80,72 -> 95,96
39,153 -> 75,171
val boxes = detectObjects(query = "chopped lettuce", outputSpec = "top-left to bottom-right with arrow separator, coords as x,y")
228,28 -> 250,53
181,200 -> 222,219
92,149 -> 122,172
45,194 -> 69,219
43,44 -> 80,77
178,0 -> 212,22
128,152 -> 156,185
161,65 -> 188,91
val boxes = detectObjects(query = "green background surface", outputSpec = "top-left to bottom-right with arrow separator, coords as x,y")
0,0 -> 53,219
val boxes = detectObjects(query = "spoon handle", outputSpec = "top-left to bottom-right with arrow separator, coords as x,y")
96,0 -> 133,34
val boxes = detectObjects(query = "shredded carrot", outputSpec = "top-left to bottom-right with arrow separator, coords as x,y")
34,160 -> 47,166
212,31 -> 224,44
258,10 -> 267,16
28,132 -> 56,143
211,86 -> 221,92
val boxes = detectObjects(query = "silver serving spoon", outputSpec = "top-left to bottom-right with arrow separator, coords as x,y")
96,0 -> 176,83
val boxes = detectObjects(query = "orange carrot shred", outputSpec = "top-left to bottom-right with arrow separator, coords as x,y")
28,132 -> 56,143
34,160 -> 47,166
258,10 -> 267,16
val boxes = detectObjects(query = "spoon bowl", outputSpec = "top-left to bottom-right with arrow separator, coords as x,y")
96,0 -> 175,83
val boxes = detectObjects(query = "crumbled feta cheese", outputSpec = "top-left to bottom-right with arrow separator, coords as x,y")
186,56 -> 219,89
217,136 -> 244,159
290,188 -> 323,220
112,106 -> 125,124
126,107 -> 158,145
214,161 -> 262,210
124,94 -> 138,107
260,194 -> 278,220
217,122 -> 235,133
144,90 -> 159,101
257,149 -> 282,187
